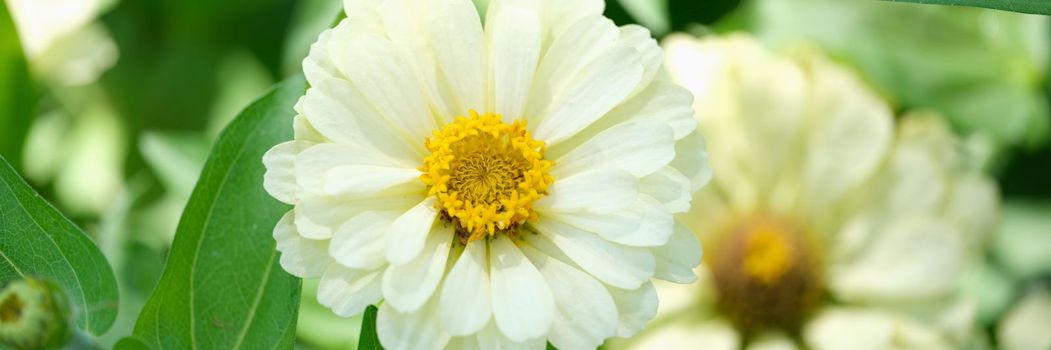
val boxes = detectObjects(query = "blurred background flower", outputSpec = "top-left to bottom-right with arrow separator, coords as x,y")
614,34 -> 999,350
0,0 -> 1049,349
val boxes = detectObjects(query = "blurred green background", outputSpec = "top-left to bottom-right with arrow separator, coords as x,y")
1,0 -> 1049,348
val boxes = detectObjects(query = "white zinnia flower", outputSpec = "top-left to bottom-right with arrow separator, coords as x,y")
623,34 -> 999,350
262,0 -> 711,349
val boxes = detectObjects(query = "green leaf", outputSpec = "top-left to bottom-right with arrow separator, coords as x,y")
883,0 -> 1051,15
358,305 -> 382,350
0,2 -> 35,170
0,156 -> 119,334
129,76 -> 307,349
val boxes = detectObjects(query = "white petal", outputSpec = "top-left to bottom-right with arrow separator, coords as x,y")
532,218 -> 655,289
317,265 -> 383,317
474,321 -> 546,350
487,5 -> 541,119
321,165 -> 422,196
618,24 -> 662,94
294,197 -> 352,240
640,167 -> 692,213
489,236 -> 555,342
273,211 -> 331,278
377,296 -> 451,350
300,79 -> 421,161
747,333 -> 798,350
329,212 -> 396,270
425,0 -> 485,111
541,195 -> 672,247
631,320 -> 739,350
331,32 -> 436,142
670,130 -> 713,191
553,120 -> 675,179
295,142 -> 418,196
385,197 -> 440,265
533,168 -> 638,214
801,58 -> 893,212
383,223 -> 453,313
606,282 -> 658,337
532,44 -> 643,145
293,114 -> 327,143
521,245 -> 618,350
525,15 -> 618,126
295,194 -> 420,240
831,218 -> 965,301
804,308 -> 950,350
651,220 -> 702,283
590,80 -> 696,141
263,141 -> 310,204
999,288 -> 1051,350
440,242 -> 492,336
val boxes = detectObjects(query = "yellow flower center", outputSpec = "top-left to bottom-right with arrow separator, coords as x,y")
420,111 -> 554,243
706,216 -> 823,338
742,222 -> 794,284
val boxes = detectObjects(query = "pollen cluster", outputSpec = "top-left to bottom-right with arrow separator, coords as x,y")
420,111 -> 554,243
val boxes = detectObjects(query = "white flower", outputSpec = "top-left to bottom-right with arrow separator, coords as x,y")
998,286 -> 1051,350
262,0 -> 711,348
624,34 -> 999,350
5,0 -> 118,85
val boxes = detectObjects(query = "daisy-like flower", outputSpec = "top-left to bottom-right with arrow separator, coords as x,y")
624,34 -> 999,350
262,0 -> 711,348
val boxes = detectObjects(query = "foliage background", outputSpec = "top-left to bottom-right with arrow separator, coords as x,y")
0,0 -> 1049,349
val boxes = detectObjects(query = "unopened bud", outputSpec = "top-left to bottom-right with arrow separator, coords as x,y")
0,277 -> 73,349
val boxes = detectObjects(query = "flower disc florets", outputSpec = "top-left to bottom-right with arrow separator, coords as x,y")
420,111 -> 554,243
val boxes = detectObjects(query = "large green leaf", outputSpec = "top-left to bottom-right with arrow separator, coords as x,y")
0,2 -> 35,170
126,76 -> 306,349
0,156 -> 119,334
884,0 -> 1051,15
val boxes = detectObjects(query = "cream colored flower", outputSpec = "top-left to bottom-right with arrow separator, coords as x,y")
4,0 -> 118,85
263,0 -> 711,348
624,34 -> 999,350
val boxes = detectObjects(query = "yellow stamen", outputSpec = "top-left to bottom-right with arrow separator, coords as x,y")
742,222 -> 794,284
419,111 -> 553,243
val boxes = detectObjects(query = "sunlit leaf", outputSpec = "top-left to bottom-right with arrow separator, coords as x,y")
884,0 -> 1051,15
0,156 -> 119,334
0,2 -> 35,170
127,76 -> 306,349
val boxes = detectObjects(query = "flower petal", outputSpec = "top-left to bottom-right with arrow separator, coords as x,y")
552,120 -> 675,179
377,295 -> 451,350
295,142 -> 418,196
317,265 -> 383,317
607,281 -> 658,337
532,44 -> 643,145
321,165 -> 422,196
804,308 -> 950,350
533,168 -> 638,214
521,245 -> 618,350
541,195 -> 672,247
487,4 -> 541,119
532,218 -> 655,289
295,194 -> 419,240
383,223 -> 453,313
640,167 -> 692,213
263,141 -> 310,204
330,212 -> 396,270
670,130 -> 713,191
300,78 -> 422,161
631,319 -> 739,350
440,242 -> 492,336
425,0 -> 485,111
651,220 -> 702,283
831,218 -> 965,302
474,321 -> 546,350
385,197 -> 440,265
489,236 -> 555,342
273,211 -> 330,278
